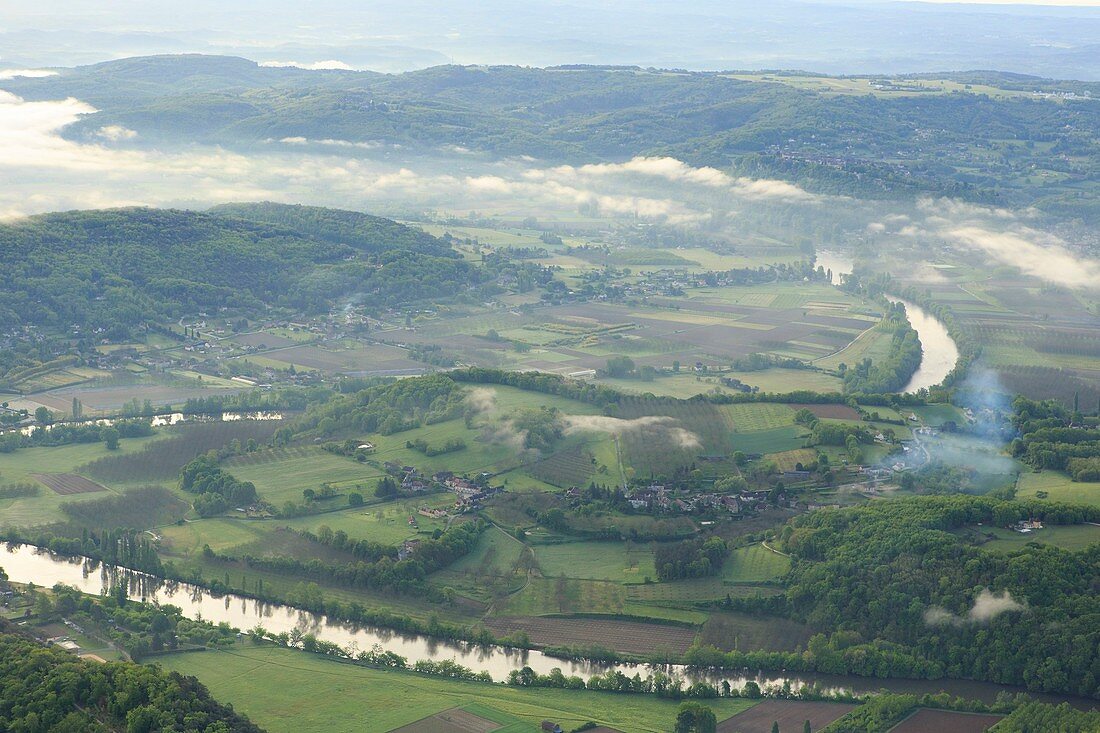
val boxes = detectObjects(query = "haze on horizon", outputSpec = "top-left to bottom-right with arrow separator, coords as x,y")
3,0 -> 1099,79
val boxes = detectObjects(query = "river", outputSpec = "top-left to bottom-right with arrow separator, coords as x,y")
4,542 -> 1092,707
815,252 -> 959,393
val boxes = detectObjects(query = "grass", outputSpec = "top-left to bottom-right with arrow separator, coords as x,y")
976,524 -> 1100,553
494,577 -> 626,617
224,447 -> 386,504
283,497 -> 455,544
910,404 -> 967,427
722,403 -> 796,432
533,540 -> 657,583
814,324 -> 895,372
0,435 -> 169,527
731,426 -> 808,455
155,643 -> 757,733
721,544 -> 790,583
1016,471 -> 1100,507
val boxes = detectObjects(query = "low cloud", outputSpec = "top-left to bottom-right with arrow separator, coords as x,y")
0,69 -> 58,80
0,92 -> 826,230
947,225 -> 1100,290
259,60 -> 355,71
277,136 -> 385,150
924,589 -> 1026,627
562,414 -> 701,449
904,198 -> 1100,292
465,387 -> 497,414
532,156 -> 821,203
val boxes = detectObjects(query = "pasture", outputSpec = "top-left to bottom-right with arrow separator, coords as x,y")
721,544 -> 790,583
493,577 -> 626,616
156,644 -> 756,733
730,426 -> 808,455
1016,470 -> 1100,507
0,435 -> 168,527
975,524 -> 1100,553
533,540 -> 656,583
224,447 -> 386,504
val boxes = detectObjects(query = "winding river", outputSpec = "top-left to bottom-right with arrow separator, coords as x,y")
4,542 -> 1092,706
815,252 -> 959,393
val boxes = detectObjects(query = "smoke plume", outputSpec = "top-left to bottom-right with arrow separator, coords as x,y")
924,589 -> 1026,627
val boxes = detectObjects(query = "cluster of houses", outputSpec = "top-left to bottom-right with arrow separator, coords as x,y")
381,464 -> 501,512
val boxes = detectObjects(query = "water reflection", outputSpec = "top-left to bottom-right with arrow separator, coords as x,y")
3,542 -> 1092,706
815,251 -> 959,392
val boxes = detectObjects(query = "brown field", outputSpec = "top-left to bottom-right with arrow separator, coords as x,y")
231,332 -> 299,349
718,700 -> 856,733
260,343 -> 422,374
390,708 -> 500,733
790,403 -> 861,420
33,383 -> 241,412
889,709 -> 1003,733
700,612 -> 814,653
31,473 -> 107,495
482,616 -> 697,656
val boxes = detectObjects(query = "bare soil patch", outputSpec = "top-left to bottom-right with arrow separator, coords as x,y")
718,700 -> 856,733
483,616 -> 697,656
32,473 -> 107,495
889,709 -> 1003,733
389,708 -> 500,733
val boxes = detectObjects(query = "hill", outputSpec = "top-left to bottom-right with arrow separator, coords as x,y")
0,203 -> 474,338
6,56 -> 1099,214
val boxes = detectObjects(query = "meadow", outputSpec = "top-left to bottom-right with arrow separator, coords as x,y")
533,540 -> 657,583
975,524 -> 1100,553
224,446 -> 387,504
720,544 -> 791,583
156,643 -> 757,733
1015,470 -> 1100,507
0,435 -> 169,527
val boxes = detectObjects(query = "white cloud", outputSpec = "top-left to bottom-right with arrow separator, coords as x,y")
277,136 -> 383,149
258,60 -> 355,71
924,589 -> 1026,626
96,125 -> 138,141
0,69 -> 58,80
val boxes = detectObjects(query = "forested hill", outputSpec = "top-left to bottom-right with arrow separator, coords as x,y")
0,622 -> 265,732
7,55 -> 1100,213
0,204 -> 476,338
207,202 -> 444,255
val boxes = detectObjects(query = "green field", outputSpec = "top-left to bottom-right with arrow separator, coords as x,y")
155,643 -> 756,733
1016,471 -> 1100,507
158,495 -> 458,558
533,540 -> 657,583
224,447 -> 386,503
910,404 -> 967,427
814,325 -> 895,373
0,435 -> 170,527
977,524 -> 1100,553
282,497 -> 455,545
730,426 -> 808,455
494,577 -> 626,616
721,544 -> 791,583
723,403 -> 796,432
